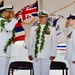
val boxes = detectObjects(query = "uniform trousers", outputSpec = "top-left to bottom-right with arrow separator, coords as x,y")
33,58 -> 51,75
0,57 -> 10,75
68,60 -> 75,75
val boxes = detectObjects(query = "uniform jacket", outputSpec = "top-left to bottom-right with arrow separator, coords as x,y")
71,29 -> 75,61
64,26 -> 75,61
0,16 -> 17,57
28,24 -> 57,59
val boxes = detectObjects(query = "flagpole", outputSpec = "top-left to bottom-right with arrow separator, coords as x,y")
36,0 -> 42,10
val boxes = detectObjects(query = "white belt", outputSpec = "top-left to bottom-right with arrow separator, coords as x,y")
0,56 -> 10,59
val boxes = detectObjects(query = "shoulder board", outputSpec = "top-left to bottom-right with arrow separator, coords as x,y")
50,25 -> 54,27
32,23 -> 39,27
46,22 -> 54,27
49,24 -> 54,28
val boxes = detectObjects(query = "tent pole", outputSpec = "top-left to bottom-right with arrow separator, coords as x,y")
36,0 -> 42,10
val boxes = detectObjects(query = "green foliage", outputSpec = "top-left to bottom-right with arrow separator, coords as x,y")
3,30 -> 15,53
0,14 -> 9,31
34,22 -> 50,58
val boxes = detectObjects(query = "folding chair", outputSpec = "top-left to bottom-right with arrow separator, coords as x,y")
50,61 -> 68,75
8,61 -> 33,75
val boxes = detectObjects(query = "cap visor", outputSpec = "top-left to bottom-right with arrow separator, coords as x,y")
67,15 -> 75,19
67,17 -> 71,19
38,15 -> 48,17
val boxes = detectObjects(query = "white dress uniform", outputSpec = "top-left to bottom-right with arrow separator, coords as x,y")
64,25 -> 75,75
0,16 -> 17,75
28,24 -> 57,75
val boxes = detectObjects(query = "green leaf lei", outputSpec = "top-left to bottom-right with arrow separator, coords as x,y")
0,14 -> 15,53
34,22 -> 50,58
0,14 -> 9,31
4,30 -> 15,53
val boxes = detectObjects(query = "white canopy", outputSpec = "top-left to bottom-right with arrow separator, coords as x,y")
5,0 -> 75,43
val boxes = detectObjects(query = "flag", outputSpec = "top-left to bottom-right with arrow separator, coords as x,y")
13,1 -> 38,43
9,69 -> 17,75
57,43 -> 66,50
0,0 -> 4,7
53,18 -> 60,27
13,18 -> 25,43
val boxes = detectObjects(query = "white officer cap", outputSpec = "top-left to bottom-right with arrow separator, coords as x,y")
0,5 -> 13,13
67,14 -> 75,20
37,10 -> 49,17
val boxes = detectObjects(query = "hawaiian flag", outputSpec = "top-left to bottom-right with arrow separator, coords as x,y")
13,1 -> 38,43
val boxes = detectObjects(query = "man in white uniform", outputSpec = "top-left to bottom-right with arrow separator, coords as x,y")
0,5 -> 17,75
64,14 -> 75,75
28,10 -> 57,75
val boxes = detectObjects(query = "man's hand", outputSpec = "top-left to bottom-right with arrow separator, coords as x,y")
10,11 -> 15,18
65,21 -> 69,28
73,61 -> 75,63
24,46 -> 27,49
50,56 -> 55,61
28,55 -> 33,61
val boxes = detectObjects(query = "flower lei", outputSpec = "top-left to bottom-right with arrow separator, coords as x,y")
0,14 -> 15,53
34,22 -> 50,58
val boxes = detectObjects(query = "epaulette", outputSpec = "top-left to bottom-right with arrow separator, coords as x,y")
50,25 -> 54,27
36,23 -> 40,25
32,23 -> 39,27
32,23 -> 40,26
32,25 -> 37,27
46,22 -> 54,28
49,24 -> 54,28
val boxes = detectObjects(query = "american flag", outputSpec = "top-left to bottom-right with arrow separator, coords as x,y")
13,1 -> 38,43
